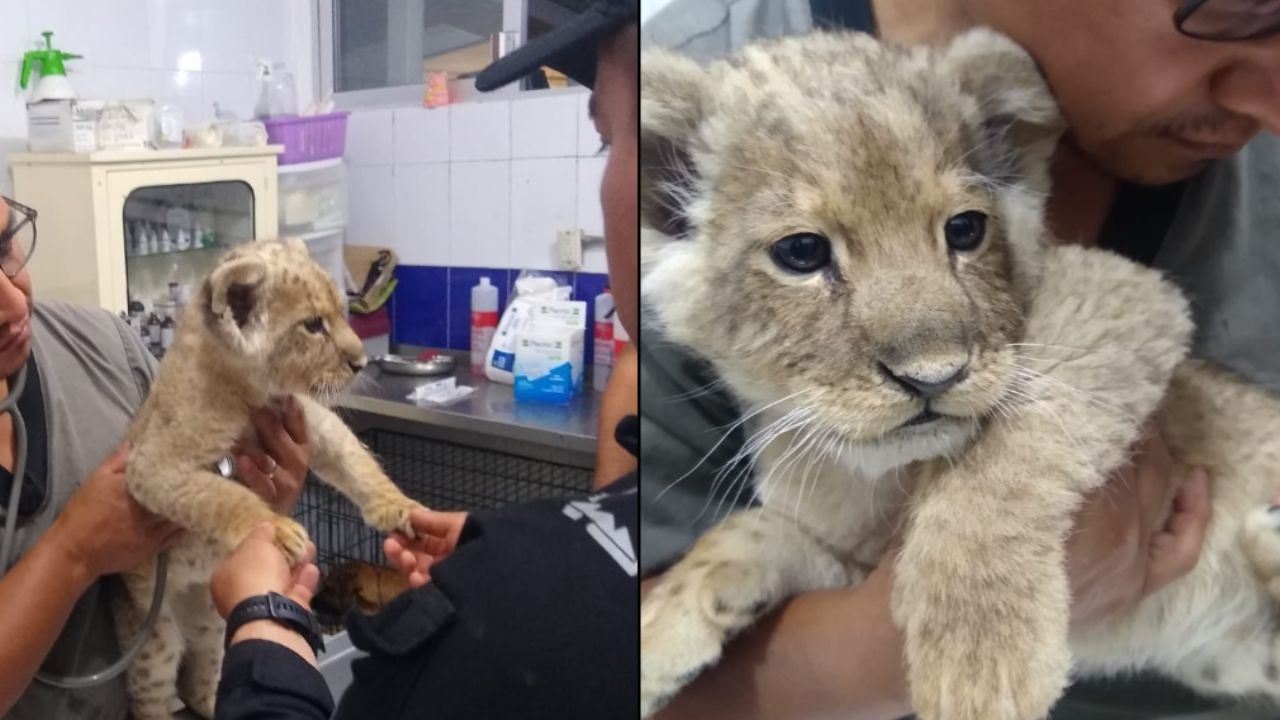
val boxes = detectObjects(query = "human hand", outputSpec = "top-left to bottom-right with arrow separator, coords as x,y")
233,396 -> 309,515
211,521 -> 320,619
47,444 -> 184,582
383,508 -> 468,587
1066,429 -> 1212,627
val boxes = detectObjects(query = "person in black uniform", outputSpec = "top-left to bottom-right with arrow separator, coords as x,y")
206,2 -> 640,719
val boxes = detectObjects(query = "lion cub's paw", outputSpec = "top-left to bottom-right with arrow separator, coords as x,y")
902,599 -> 1069,720
1242,505 -> 1280,594
270,516 -> 312,564
363,494 -> 424,537
640,580 -> 729,718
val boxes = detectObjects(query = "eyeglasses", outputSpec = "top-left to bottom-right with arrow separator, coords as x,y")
0,197 -> 37,280
1175,0 -> 1280,42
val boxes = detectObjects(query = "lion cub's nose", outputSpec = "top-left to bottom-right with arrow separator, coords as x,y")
878,360 -> 969,400
348,357 -> 367,374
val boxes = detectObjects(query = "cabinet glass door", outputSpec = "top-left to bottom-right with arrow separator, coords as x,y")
123,181 -> 255,356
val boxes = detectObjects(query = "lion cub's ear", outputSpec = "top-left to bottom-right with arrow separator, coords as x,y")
939,28 -> 1066,182
641,49 -> 708,240
205,255 -> 269,351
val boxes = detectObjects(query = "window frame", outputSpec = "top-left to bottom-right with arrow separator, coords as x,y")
319,0 -> 579,107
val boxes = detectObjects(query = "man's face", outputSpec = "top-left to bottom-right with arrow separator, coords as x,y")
592,25 -> 639,340
967,0 -> 1280,184
0,201 -> 34,379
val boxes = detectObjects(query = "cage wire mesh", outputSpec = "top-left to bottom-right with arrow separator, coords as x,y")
295,428 -> 592,629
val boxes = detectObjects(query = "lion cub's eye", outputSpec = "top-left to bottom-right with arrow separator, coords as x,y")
303,316 -> 326,334
768,233 -> 831,274
944,211 -> 987,252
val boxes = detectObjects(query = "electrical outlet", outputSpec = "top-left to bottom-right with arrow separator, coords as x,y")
557,229 -> 583,271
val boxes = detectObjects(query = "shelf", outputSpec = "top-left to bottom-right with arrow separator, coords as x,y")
11,145 -> 285,166
277,157 -> 344,175
125,245 -> 227,261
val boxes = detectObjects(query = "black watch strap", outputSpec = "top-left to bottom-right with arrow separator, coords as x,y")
224,592 -> 325,654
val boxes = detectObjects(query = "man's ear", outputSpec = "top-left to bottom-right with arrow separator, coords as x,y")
641,49 -> 709,239
940,28 -> 1066,180
204,256 -> 269,352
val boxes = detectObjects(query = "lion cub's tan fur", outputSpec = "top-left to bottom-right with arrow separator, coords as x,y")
115,239 -> 422,720
640,30 -> 1280,720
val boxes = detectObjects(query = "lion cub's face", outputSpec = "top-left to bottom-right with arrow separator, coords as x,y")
642,30 -> 1064,467
202,239 -> 366,399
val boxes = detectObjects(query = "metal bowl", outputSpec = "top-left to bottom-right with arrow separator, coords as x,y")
371,353 -> 457,376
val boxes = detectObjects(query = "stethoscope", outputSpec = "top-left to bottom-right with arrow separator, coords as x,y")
0,364 -> 170,689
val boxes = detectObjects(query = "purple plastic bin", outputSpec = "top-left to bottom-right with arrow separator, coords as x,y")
263,111 -> 350,165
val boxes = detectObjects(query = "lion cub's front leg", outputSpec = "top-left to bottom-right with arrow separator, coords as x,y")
894,246 -> 1193,720
640,508 -> 849,718
296,395 -> 424,536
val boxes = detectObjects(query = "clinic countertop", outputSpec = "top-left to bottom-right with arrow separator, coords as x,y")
339,347 -> 602,461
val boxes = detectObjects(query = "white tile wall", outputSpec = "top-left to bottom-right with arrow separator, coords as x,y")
577,156 -> 608,273
576,92 -> 602,157
393,107 -> 449,164
449,101 -> 510,162
0,0 -> 306,195
346,89 -> 609,273
394,163 -> 450,266
510,158 -> 577,270
348,165 -> 396,248
449,161 -> 510,267
511,94 -> 579,159
345,109 -> 395,166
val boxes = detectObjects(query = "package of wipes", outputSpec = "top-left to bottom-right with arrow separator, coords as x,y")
514,300 -> 587,405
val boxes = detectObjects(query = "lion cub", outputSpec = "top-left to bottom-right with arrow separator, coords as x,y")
642,29 -> 1280,720
115,239 -> 423,720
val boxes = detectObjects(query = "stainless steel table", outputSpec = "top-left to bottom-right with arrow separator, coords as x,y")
339,346 -> 600,469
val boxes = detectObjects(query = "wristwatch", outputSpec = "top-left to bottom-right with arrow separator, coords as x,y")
224,592 -> 325,654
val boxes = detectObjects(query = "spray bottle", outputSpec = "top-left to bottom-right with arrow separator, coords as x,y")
20,32 -> 81,103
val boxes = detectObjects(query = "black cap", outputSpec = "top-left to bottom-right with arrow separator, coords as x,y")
475,0 -> 638,92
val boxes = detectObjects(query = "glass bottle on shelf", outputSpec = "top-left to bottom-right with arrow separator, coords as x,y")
160,312 -> 176,351
128,299 -> 145,331
147,312 -> 162,353
148,224 -> 160,255
159,226 -> 173,253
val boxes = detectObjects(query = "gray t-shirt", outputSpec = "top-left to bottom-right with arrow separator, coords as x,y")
5,300 -> 157,720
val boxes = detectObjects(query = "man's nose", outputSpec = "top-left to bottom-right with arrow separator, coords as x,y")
0,274 -> 27,326
1213,51 -> 1280,135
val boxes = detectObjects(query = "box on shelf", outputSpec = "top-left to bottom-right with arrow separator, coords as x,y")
514,300 -> 587,405
26,99 -> 100,153
27,99 -> 154,153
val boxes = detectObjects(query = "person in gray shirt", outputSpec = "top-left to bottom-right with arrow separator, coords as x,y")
641,0 -> 1280,718
0,194 -> 309,719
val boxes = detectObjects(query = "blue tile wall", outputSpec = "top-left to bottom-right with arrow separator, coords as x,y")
390,266 -> 449,348
390,266 -> 612,364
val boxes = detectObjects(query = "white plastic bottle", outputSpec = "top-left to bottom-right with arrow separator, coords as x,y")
592,288 -> 614,391
470,277 -> 499,374
613,312 -> 630,365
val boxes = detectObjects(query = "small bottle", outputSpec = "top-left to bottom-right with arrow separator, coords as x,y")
160,312 -> 176,351
470,276 -> 499,374
128,299 -> 145,330
134,222 -> 149,256
148,225 -> 160,255
159,227 -> 173,253
169,281 -> 181,303
612,312 -> 629,366
147,313 -> 162,352
592,288 -> 615,392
